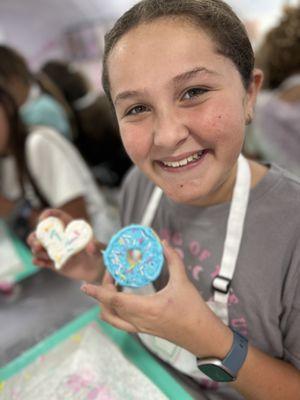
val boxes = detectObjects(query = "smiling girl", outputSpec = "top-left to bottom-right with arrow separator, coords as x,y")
29,1 -> 300,398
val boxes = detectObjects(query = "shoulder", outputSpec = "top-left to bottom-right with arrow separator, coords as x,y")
249,164 -> 300,234
34,93 -> 65,114
26,126 -> 67,151
270,164 -> 300,201
25,126 -> 76,170
120,166 -> 155,225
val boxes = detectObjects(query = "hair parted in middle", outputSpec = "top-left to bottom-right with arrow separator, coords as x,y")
102,0 -> 254,104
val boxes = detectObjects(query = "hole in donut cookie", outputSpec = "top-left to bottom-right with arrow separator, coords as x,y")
127,249 -> 142,266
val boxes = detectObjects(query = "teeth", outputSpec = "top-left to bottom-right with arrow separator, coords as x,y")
162,151 -> 204,168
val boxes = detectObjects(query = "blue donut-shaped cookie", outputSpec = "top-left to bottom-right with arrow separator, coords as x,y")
103,224 -> 164,287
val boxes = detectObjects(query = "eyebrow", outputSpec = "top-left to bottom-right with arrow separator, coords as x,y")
172,67 -> 219,86
114,66 -> 219,106
114,90 -> 144,106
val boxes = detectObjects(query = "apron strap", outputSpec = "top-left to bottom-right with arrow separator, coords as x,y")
213,154 -> 251,303
141,186 -> 163,227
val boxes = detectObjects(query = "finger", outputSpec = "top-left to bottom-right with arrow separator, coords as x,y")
27,233 -> 45,252
38,208 -> 73,225
32,252 -> 51,262
27,231 -> 36,247
102,270 -> 115,286
82,283 -> 147,317
162,240 -> 187,282
100,308 -> 137,333
32,258 -> 54,269
86,240 -> 106,256
81,283 -> 113,303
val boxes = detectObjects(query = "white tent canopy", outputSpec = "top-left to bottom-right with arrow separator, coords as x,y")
0,0 -> 296,69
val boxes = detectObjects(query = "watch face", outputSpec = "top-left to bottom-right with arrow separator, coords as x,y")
198,364 -> 234,382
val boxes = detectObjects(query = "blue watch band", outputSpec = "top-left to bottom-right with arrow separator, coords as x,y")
223,329 -> 248,376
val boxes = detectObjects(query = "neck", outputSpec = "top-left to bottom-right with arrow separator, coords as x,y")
190,158 -> 268,207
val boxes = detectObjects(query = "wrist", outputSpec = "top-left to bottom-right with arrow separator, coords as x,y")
197,328 -> 248,382
190,314 -> 233,359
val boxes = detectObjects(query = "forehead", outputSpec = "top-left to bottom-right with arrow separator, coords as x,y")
107,18 -> 228,94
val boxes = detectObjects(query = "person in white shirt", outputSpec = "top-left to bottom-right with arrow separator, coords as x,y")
0,86 -> 119,242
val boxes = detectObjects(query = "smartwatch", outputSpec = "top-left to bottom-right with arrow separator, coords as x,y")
196,329 -> 248,382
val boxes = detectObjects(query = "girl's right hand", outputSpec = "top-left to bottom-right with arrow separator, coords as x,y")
27,208 -> 106,283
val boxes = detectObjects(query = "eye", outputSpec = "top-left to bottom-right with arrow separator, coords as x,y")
182,87 -> 208,100
125,104 -> 149,116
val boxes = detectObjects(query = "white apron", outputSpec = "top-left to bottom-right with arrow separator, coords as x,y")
125,155 -> 251,382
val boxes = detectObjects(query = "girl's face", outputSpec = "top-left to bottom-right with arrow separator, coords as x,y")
0,105 -> 10,156
108,18 -> 261,206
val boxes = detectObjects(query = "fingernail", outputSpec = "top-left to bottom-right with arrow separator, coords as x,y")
80,285 -> 87,293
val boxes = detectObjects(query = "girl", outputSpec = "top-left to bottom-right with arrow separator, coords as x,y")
0,87 -> 119,243
29,1 -> 300,398
40,60 -> 132,186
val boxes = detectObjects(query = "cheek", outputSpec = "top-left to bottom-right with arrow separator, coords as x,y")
119,124 -> 152,163
193,100 -> 245,147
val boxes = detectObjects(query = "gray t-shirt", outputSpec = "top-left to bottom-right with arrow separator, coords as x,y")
121,164 -> 300,400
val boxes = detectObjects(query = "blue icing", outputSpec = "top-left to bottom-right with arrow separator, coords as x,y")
103,224 -> 164,287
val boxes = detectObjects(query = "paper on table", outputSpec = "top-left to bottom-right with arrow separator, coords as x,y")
0,222 -> 24,283
0,322 -> 168,400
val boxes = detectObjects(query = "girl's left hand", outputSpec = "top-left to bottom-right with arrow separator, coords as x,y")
81,240 -> 232,357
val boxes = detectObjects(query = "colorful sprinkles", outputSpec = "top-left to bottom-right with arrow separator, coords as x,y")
103,225 -> 164,287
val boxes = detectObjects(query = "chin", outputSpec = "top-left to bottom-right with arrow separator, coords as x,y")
163,184 -> 206,205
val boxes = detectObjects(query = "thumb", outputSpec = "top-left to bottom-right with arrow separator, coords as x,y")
38,208 -> 73,225
162,240 -> 187,282
81,283 -> 102,301
86,240 -> 106,256
81,282 -> 116,303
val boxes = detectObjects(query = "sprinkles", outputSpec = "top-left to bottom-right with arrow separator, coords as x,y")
103,225 -> 164,287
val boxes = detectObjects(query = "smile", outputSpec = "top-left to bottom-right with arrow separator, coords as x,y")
161,150 -> 207,168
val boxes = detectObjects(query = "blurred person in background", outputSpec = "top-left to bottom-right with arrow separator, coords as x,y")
0,86 -> 119,243
40,60 -> 132,186
244,5 -> 300,175
0,45 -> 72,140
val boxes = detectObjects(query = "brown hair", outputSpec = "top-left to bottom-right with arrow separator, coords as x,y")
0,86 -> 27,193
41,60 -> 88,103
256,6 -> 300,89
102,0 -> 254,103
0,45 -> 31,85
0,86 -> 49,205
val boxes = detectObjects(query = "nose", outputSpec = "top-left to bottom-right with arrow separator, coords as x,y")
153,109 -> 189,149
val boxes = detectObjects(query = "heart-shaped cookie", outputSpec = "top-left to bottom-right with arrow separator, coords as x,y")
36,217 -> 93,270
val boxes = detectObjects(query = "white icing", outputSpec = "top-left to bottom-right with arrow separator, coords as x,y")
36,217 -> 93,269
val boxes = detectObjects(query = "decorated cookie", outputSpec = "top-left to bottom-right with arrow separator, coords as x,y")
103,224 -> 164,288
36,217 -> 93,270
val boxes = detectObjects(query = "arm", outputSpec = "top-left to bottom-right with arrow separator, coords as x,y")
58,196 -> 90,221
0,194 -> 17,218
82,241 -> 300,399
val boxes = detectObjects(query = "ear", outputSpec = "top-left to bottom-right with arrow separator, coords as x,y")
244,68 -> 264,124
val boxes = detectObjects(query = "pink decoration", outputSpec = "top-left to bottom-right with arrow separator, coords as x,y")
159,229 -> 171,242
228,292 -> 239,305
171,232 -> 183,246
199,249 -> 211,261
189,240 -> 201,256
210,265 -> 221,278
231,318 -> 248,336
192,265 -> 203,281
